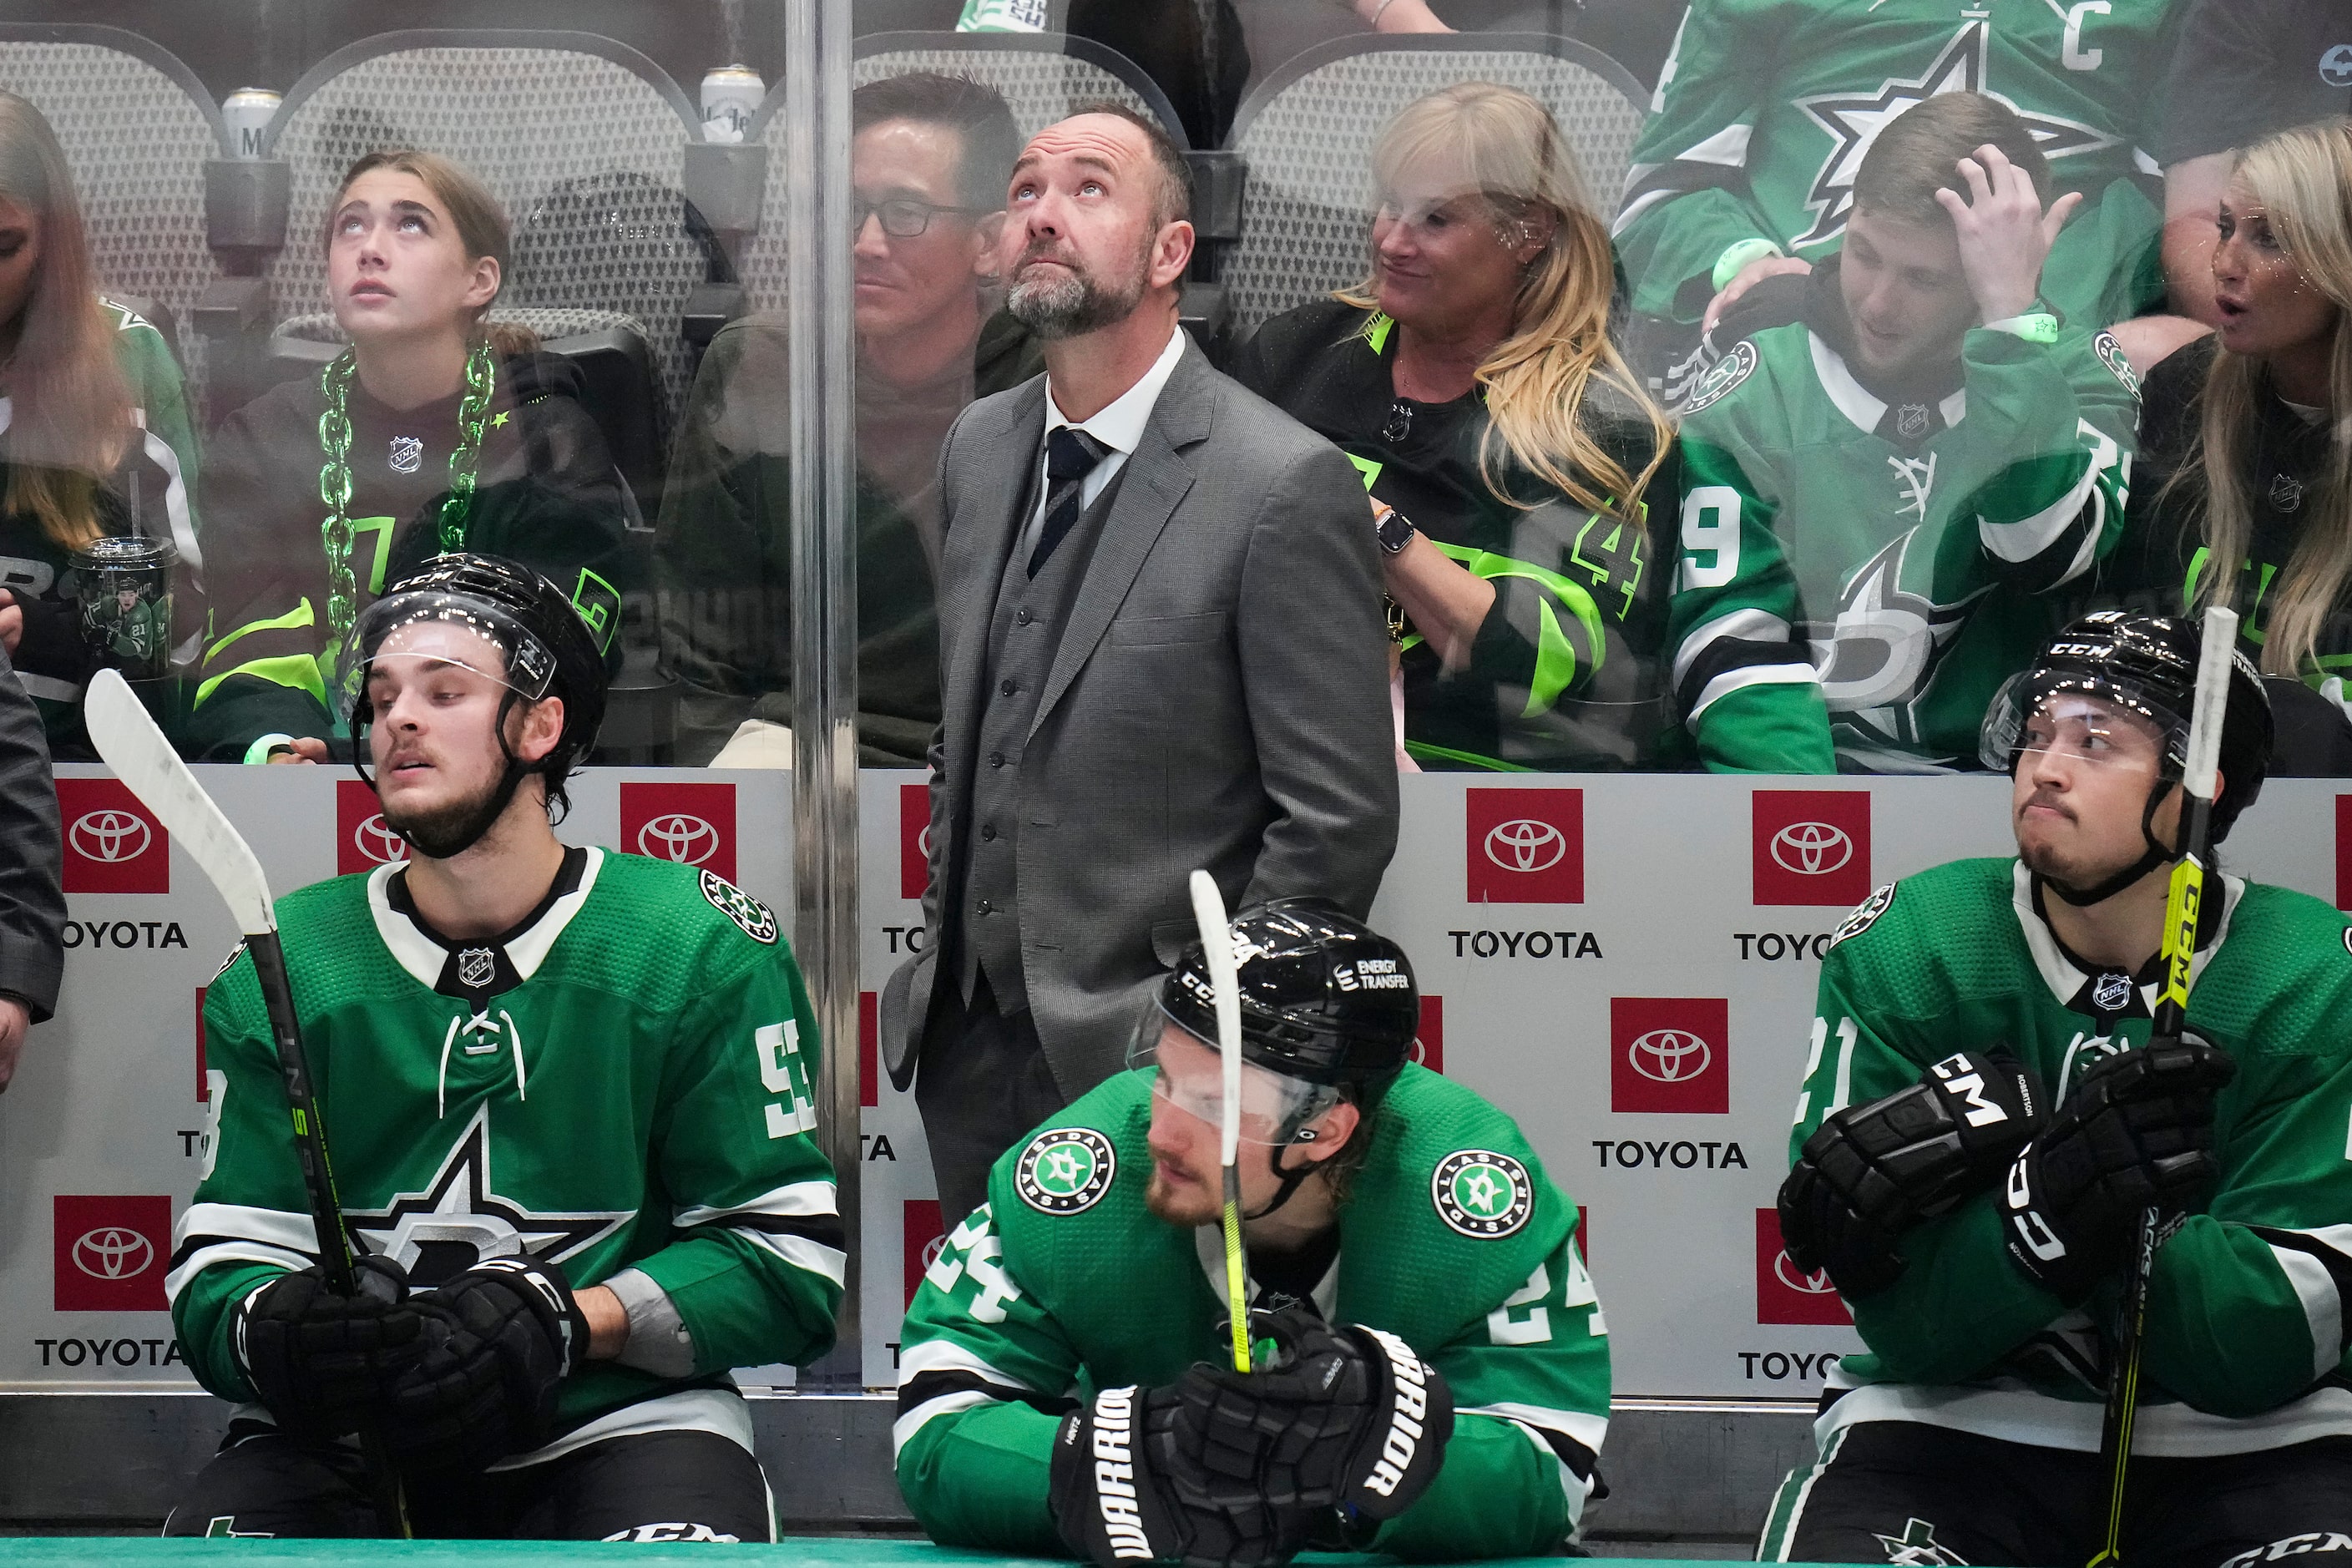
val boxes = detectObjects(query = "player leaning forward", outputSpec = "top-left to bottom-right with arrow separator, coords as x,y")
163,554 -> 841,1540
897,901 -> 1608,1564
1766,610 -> 2352,1564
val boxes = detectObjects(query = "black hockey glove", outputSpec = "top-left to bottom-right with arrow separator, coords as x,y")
2001,1037 -> 2236,1304
1780,1050 -> 2045,1297
1049,1383 -> 1318,1568
235,1253 -> 419,1441
382,1253 -> 587,1471
1174,1307 -> 1454,1527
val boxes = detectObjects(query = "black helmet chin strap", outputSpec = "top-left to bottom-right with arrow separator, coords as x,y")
1244,1130 -> 1323,1222
357,687 -> 546,862
2039,776 -> 2181,908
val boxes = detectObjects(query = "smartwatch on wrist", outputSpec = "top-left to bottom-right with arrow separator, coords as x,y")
1373,503 -> 1418,556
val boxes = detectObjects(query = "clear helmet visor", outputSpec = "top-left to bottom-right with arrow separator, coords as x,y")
1980,674 -> 2185,776
1128,1006 -> 1337,1147
353,589 -> 559,704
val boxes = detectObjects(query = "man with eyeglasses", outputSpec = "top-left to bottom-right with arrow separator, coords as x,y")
657,71 -> 1043,766
1761,611 -> 2352,1562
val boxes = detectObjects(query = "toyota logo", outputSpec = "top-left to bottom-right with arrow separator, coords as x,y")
1769,822 -> 1853,875
917,825 -> 933,860
1484,819 -> 1567,873
638,813 -> 719,866
919,1234 -> 947,1272
1408,1037 -> 1428,1066
1774,1252 -> 1836,1295
1628,1028 -> 1712,1083
352,813 -> 407,865
69,811 -> 151,864
72,1227 -> 154,1280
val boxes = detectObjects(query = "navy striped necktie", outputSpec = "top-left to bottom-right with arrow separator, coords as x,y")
1027,425 -> 1110,578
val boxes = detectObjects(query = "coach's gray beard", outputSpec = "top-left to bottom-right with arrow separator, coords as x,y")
1008,252 -> 1149,339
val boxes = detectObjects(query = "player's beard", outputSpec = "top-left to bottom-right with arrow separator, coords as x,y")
1144,1159 -> 1222,1228
381,766 -> 524,860
1006,230 -> 1152,340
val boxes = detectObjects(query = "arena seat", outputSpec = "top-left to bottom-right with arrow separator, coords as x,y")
1223,33 -> 1648,334
0,24 -> 218,392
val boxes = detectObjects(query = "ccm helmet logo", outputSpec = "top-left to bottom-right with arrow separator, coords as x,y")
1627,1028 -> 1712,1084
638,813 -> 720,867
71,1227 -> 154,1281
352,812 -> 406,865
1774,1251 -> 1836,1295
1484,819 -> 1567,873
1769,822 -> 1853,876
70,811 -> 151,864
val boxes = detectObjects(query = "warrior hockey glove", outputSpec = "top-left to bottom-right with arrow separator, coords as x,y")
1175,1307 -> 1454,1526
1780,1050 -> 2045,1297
2001,1037 -> 2235,1304
1049,1383 -> 1318,1568
383,1253 -> 588,1470
235,1253 -> 419,1441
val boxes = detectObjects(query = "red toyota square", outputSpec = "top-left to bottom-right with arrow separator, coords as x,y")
899,784 -> 932,902
336,780 -> 407,875
859,991 -> 878,1109
195,987 -> 209,1101
1757,1209 -> 1851,1325
620,781 -> 735,883
1411,996 -> 1444,1075
2337,797 -> 2352,910
57,778 -> 168,894
1753,790 -> 1871,907
54,1195 -> 171,1312
1610,997 -> 1729,1114
1576,1206 -> 1588,1264
1465,788 -> 1583,904
904,1199 -> 946,1308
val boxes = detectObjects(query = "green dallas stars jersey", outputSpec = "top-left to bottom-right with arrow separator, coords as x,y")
1790,857 -> 2352,1459
168,848 -> 842,1462
1614,0 -> 2171,340
894,1066 -> 1609,1560
1667,310 -> 2136,772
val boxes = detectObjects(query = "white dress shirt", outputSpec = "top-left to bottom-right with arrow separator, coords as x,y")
1019,324 -> 1186,558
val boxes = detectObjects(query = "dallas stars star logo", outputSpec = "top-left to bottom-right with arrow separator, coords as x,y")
1808,532 -> 1985,723
1790,22 -> 2117,250
1873,1516 -> 1968,1565
344,1105 -> 630,1287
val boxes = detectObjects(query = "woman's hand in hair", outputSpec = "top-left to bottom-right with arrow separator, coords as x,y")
1936,143 -> 2083,327
0,590 -> 21,658
1702,255 -> 1813,338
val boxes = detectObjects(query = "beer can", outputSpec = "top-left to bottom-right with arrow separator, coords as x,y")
221,87 -> 281,161
701,65 -> 765,144
65,535 -> 176,682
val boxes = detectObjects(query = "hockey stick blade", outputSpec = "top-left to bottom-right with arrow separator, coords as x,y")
83,670 -> 276,936
1189,869 -> 1252,1373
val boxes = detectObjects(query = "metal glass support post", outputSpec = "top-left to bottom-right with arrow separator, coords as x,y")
787,0 -> 863,1390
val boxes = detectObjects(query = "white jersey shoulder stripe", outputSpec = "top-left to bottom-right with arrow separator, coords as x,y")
176,1201 -> 318,1253
674,1179 -> 839,1228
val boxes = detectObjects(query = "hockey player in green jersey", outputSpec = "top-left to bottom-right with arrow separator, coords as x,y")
1667,94 -> 2137,774
1614,0 -> 2172,400
163,554 -> 841,1541
1761,610 -> 2352,1563
896,901 -> 1608,1565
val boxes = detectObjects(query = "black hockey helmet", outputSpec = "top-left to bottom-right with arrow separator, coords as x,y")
1156,898 -> 1421,1102
1980,610 -> 2273,901
350,552 -> 611,849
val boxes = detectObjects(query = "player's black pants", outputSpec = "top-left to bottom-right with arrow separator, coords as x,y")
162,1423 -> 773,1541
1760,1420 -> 2352,1565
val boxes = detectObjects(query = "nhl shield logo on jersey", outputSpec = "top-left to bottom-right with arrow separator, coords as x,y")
1828,883 -> 1897,950
1431,1150 -> 1532,1238
1015,1128 -> 1116,1215
700,870 -> 777,945
458,948 -> 497,989
1677,339 -> 1758,417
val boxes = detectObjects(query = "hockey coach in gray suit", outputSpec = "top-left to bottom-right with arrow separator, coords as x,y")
882,103 -> 1398,1225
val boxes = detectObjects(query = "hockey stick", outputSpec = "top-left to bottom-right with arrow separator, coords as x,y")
2085,604 -> 2238,1568
1188,870 -> 1252,1374
83,671 -> 409,1539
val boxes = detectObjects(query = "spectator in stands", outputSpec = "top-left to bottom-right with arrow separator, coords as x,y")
1234,82 -> 1692,771
659,72 -> 1042,766
1616,0 -> 2174,405
1666,94 -> 2137,774
190,149 -> 635,765
0,93 -> 201,757
883,104 -> 1396,1227
2101,119 -> 2352,775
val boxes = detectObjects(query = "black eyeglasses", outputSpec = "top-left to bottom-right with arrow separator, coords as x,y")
854,196 -> 979,238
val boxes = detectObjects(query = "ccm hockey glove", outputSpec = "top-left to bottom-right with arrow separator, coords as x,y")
1780,1050 -> 2045,1297
2001,1037 -> 2236,1303
383,1253 -> 588,1471
1049,1383 -> 1316,1568
235,1253 -> 419,1440
1176,1308 -> 1454,1526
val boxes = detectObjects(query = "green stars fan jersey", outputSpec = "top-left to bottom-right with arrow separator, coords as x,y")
1790,857 -> 2352,1458
1667,313 -> 2137,771
169,848 -> 842,1462
894,1066 -> 1610,1560
1615,0 -> 2171,339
